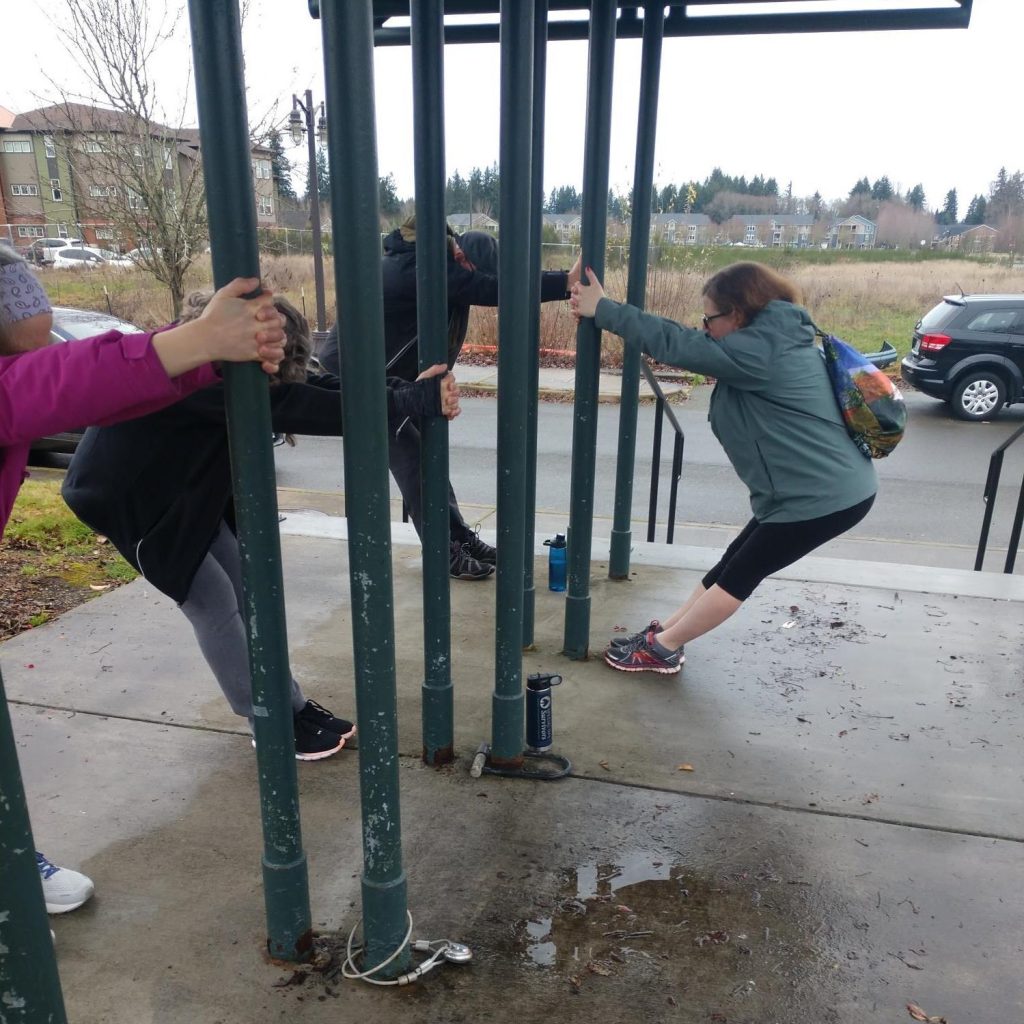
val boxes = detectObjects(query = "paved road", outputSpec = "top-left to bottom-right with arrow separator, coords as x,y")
272,386 -> 1024,570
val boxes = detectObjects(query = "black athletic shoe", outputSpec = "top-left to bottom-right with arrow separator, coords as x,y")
297,699 -> 356,742
450,541 -> 495,580
251,709 -> 347,761
608,619 -> 661,649
462,531 -> 496,566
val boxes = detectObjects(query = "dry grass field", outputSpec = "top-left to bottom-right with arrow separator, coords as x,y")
35,253 -> 1024,366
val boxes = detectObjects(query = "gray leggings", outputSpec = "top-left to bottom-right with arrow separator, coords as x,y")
179,521 -> 305,721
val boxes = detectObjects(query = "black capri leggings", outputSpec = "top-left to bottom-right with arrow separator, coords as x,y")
702,495 -> 875,601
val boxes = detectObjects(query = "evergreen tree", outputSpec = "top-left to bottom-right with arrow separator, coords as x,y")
547,184 -> 581,214
265,128 -> 295,200
378,173 -> 401,217
906,184 -> 926,211
849,177 -> 872,198
871,176 -> 894,201
447,171 -> 470,215
306,147 -> 330,204
937,188 -> 958,226
964,194 -> 987,225
809,191 -> 824,220
988,166 -> 1023,222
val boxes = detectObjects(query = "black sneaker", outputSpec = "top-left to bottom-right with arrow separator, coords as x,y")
450,541 -> 495,580
251,708 -> 348,761
608,619 -> 661,649
461,531 -> 496,566
297,699 -> 356,742
293,710 -> 346,761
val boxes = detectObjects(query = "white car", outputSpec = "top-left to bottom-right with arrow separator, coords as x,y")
26,237 -> 85,264
50,245 -> 133,270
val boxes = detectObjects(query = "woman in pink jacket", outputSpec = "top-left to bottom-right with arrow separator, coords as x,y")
0,244 -> 285,920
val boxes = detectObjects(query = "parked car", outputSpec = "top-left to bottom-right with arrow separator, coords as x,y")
51,246 -> 133,271
31,307 -> 143,454
900,294 -> 1024,420
25,237 -> 84,265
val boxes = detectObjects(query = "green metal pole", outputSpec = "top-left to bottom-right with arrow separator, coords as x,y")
411,0 -> 454,766
608,3 -> 664,579
522,0 -> 548,650
563,0 -> 616,659
187,0 -> 312,963
0,668 -> 68,1023
491,0 -> 535,764
319,0 -> 410,975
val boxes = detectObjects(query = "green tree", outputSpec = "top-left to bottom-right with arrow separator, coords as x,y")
306,147 -> 330,204
936,188 -> 958,226
809,191 -> 824,220
964,194 -> 987,224
871,176 -> 894,201
906,184 -> 926,211
378,173 -> 401,217
447,171 -> 470,215
849,177 -> 872,198
546,184 -> 581,214
265,128 -> 295,200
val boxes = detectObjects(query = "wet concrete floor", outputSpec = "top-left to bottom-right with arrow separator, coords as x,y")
5,532 -> 1022,1022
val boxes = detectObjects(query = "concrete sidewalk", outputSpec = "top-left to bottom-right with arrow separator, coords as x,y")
457,361 -> 690,403
6,517 -> 1023,1023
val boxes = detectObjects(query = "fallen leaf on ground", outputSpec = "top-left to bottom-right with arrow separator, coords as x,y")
676,763 -> 694,772
586,960 -> 612,976
598,760 -> 610,771
88,583 -> 112,591
906,1003 -> 946,1023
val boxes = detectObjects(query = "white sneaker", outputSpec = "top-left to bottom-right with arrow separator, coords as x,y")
36,852 -> 95,914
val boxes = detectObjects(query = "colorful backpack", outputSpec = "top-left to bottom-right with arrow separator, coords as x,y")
816,328 -> 907,459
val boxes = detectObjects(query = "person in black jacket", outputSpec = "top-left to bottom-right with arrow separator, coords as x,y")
319,218 -> 579,579
63,294 -> 458,760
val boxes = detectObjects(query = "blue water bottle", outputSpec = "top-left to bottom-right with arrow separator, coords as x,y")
544,533 -> 567,592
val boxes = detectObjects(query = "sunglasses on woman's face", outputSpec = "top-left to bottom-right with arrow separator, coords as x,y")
702,311 -> 728,329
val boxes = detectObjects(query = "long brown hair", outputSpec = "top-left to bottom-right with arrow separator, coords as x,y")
702,262 -> 801,327
179,290 -> 311,384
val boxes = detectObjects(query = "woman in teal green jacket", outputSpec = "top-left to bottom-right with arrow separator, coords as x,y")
571,261 -> 877,675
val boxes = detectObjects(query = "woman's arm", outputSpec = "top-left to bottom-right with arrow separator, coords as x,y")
0,278 -> 287,446
572,268 -> 771,386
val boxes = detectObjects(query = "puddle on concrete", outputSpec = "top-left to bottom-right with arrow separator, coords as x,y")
510,850 -> 848,1015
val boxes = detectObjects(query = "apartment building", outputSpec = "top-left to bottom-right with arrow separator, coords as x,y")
0,103 -> 278,251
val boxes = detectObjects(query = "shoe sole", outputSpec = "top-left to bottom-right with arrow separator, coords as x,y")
45,893 -> 94,915
603,653 -> 683,674
295,735 -> 346,761
251,736 -> 348,760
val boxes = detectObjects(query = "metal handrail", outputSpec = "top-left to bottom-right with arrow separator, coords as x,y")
974,423 -> 1024,573
641,358 -> 685,543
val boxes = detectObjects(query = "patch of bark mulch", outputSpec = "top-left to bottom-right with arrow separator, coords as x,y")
0,546 -> 129,643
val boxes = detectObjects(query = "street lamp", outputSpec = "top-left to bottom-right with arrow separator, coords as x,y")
290,90 -> 328,336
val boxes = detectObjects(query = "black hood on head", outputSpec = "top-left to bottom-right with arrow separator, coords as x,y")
458,230 -> 498,275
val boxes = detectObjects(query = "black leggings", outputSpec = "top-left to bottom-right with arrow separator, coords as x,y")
702,495 -> 875,601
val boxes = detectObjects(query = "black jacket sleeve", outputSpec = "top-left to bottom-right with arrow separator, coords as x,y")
177,371 -> 442,437
540,270 -> 570,302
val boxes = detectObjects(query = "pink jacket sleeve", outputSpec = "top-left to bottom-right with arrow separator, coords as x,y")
0,330 -> 219,447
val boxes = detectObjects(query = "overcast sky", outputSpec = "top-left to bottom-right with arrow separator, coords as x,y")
5,1 -> 1020,211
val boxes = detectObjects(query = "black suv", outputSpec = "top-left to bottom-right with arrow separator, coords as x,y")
901,294 -> 1024,420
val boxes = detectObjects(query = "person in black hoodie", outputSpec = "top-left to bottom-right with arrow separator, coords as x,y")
63,293 -> 458,760
319,217 -> 579,579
